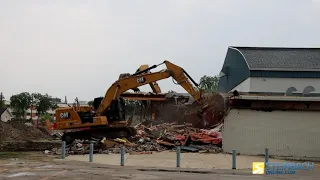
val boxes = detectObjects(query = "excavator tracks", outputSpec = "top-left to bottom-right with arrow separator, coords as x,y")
61,126 -> 136,144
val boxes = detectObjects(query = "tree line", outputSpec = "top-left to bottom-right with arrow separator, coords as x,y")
199,75 -> 219,93
2,92 -> 61,121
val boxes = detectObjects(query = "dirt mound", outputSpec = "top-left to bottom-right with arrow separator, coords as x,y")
200,92 -> 226,127
0,121 -> 52,142
202,92 -> 226,112
155,92 -> 226,129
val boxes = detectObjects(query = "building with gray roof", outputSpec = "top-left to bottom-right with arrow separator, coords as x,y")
217,46 -> 320,96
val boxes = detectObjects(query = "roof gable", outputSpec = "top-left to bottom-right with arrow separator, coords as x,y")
0,108 -> 12,117
231,46 -> 320,71
0,108 -> 7,116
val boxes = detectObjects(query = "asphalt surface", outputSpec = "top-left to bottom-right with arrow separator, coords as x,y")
0,159 -> 319,180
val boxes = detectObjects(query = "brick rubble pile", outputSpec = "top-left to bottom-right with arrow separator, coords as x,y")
63,121 -> 223,155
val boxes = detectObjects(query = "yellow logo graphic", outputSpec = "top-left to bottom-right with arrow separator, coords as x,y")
252,162 -> 265,174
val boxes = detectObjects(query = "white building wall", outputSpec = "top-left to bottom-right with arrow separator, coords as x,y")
1,110 -> 12,122
230,77 -> 320,94
250,77 -> 320,94
222,109 -> 320,158
230,78 -> 251,92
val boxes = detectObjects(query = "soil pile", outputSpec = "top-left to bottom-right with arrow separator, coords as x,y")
200,92 -> 226,127
152,92 -> 226,129
0,121 -> 52,142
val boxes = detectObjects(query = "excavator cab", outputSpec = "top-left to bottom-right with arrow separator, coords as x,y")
72,97 -> 95,124
55,103 -> 97,130
77,109 -> 95,124
106,97 -> 126,121
93,96 -> 126,122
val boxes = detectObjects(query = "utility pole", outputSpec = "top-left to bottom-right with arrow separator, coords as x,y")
0,92 -> 3,111
30,96 -> 33,121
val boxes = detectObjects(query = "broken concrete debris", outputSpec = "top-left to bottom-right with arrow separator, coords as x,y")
56,122 -> 223,155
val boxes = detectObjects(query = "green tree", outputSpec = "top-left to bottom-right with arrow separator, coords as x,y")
39,114 -> 53,123
87,100 -> 94,106
199,75 -> 219,93
10,92 -> 32,119
1,98 -> 4,108
32,93 -> 59,117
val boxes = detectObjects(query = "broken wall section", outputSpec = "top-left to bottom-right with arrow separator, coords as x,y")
124,92 -> 226,129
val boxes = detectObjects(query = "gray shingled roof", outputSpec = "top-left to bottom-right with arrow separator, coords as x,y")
231,47 -> 320,71
0,108 -> 7,116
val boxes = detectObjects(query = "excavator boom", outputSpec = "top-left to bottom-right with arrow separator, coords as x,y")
97,70 -> 171,116
135,65 -> 162,94
96,60 -> 202,116
56,60 -> 202,144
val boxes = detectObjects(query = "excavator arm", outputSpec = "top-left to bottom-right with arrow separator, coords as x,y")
164,61 -> 202,103
135,65 -> 162,94
118,65 -> 162,94
96,60 -> 203,116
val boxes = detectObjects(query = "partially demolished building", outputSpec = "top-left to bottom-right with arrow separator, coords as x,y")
218,47 -> 320,160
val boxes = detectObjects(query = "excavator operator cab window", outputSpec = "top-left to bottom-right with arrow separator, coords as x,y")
106,97 -> 126,121
93,97 -> 104,110
118,97 -> 125,120
78,110 -> 94,124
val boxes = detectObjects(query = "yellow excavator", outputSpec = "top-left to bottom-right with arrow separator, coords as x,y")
119,64 -> 162,94
54,60 -> 203,143
134,64 -> 162,94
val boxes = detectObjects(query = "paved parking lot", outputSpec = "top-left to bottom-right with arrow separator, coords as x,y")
0,152 -> 319,180
66,151 -> 297,169
1,159 -> 319,180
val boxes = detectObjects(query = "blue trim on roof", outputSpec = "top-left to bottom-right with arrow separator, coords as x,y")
217,48 -> 250,93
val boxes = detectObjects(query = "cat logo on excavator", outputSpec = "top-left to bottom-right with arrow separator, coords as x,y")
137,77 -> 146,83
60,112 -> 70,119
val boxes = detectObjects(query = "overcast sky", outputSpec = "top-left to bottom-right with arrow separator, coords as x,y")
1,0 -> 320,101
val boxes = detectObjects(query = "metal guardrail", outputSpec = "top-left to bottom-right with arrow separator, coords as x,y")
60,141 -> 270,169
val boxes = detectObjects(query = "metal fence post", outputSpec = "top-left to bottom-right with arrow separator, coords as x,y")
265,148 -> 269,164
176,146 -> 181,168
89,143 -> 94,162
120,146 -> 125,166
232,149 -> 236,169
61,141 -> 66,159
